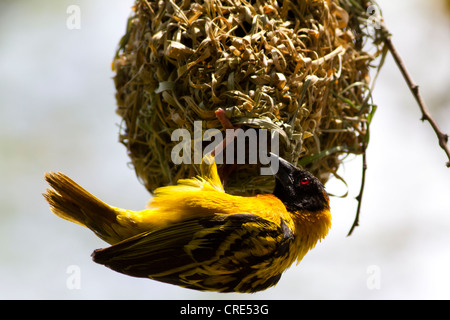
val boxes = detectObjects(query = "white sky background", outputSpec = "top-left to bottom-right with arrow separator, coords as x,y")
0,0 -> 449,299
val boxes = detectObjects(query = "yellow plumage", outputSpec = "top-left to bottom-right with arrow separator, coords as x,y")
44,154 -> 331,292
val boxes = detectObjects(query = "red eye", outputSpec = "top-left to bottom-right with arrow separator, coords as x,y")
300,177 -> 309,185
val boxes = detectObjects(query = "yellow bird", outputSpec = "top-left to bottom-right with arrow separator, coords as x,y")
43,154 -> 331,293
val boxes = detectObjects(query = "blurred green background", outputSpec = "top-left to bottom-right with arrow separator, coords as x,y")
1,0 -> 449,299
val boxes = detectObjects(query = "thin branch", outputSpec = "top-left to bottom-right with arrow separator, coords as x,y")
347,24 -> 450,235
383,26 -> 450,168
347,143 -> 367,236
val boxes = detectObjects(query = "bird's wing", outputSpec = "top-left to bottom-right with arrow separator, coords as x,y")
92,213 -> 294,292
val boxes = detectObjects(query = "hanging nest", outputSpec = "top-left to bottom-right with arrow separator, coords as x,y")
113,0 -> 385,195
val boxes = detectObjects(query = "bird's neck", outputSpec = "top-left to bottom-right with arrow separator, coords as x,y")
292,209 -> 332,263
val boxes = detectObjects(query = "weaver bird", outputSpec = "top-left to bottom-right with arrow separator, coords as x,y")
44,153 -> 331,293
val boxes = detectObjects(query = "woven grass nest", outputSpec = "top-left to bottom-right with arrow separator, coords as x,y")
113,0 -> 385,195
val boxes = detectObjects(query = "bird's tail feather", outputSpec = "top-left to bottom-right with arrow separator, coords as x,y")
43,172 -> 123,244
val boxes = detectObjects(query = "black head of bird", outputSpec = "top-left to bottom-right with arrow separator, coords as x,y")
270,153 -> 330,213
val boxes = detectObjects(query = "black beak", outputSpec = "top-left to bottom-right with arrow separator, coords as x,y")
269,152 -> 297,187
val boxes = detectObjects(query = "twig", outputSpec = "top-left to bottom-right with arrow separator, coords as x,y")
383,26 -> 450,168
347,143 -> 367,236
347,25 -> 450,236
